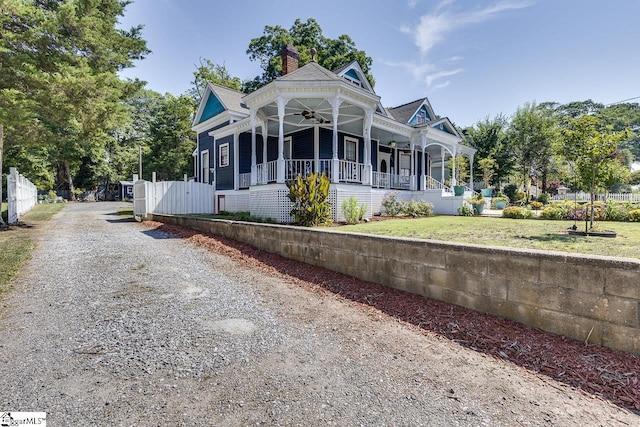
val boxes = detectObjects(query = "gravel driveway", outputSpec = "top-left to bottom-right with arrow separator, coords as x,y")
0,202 -> 637,426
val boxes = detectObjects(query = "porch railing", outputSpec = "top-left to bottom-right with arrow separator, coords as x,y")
239,172 -> 251,189
256,160 -> 278,184
424,176 -> 451,192
338,160 -> 365,182
372,172 -> 410,190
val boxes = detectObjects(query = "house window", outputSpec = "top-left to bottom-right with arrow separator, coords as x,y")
415,109 -> 428,124
344,137 -> 358,162
201,150 -> 209,184
219,143 -> 229,167
283,136 -> 292,160
400,153 -> 411,176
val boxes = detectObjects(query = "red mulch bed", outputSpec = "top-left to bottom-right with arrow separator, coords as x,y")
142,220 -> 640,414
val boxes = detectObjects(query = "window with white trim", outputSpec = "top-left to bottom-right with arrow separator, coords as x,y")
219,143 -> 229,167
344,137 -> 358,162
201,150 -> 210,183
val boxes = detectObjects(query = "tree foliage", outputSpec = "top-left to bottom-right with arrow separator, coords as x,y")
560,115 -> 630,227
188,58 -> 244,100
143,93 -> 197,181
0,0 -> 149,196
245,18 -> 374,92
464,114 -> 513,186
508,102 -> 559,196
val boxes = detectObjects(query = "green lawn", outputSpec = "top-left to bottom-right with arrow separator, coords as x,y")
0,202 -> 66,295
339,216 -> 640,259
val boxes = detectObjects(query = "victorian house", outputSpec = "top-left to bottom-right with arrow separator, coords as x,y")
191,45 -> 476,222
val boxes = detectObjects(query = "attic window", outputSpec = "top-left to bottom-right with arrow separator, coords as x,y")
343,75 -> 362,87
416,109 -> 428,124
342,69 -> 363,88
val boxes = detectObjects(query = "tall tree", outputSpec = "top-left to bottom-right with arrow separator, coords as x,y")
464,114 -> 513,187
143,94 -> 197,181
560,115 -> 630,228
245,18 -> 373,92
508,102 -> 558,197
0,0 -> 148,197
189,58 -> 244,100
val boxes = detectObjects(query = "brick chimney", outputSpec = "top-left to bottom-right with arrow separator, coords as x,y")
281,44 -> 299,75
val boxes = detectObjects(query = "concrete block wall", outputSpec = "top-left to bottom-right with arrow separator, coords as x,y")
149,214 -> 640,355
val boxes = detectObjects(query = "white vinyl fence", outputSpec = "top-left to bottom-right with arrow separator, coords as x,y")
134,177 -> 214,217
552,192 -> 640,203
7,167 -> 38,224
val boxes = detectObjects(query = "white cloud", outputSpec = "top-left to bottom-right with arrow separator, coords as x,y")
388,1 -> 532,93
424,68 -> 464,87
413,0 -> 531,56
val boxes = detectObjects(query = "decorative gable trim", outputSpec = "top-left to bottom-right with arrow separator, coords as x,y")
430,117 -> 461,138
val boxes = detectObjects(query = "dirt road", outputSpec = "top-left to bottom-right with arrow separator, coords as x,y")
0,202 -> 637,426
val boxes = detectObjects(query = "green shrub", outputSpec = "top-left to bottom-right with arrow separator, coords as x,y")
603,202 -> 629,222
503,184 -> 518,204
514,190 -> 527,203
403,199 -> 434,217
382,191 -> 403,216
458,204 -> 474,216
536,193 -> 550,204
342,196 -> 367,225
288,173 -> 332,226
502,206 -> 532,219
629,209 -> 640,222
540,204 -> 569,220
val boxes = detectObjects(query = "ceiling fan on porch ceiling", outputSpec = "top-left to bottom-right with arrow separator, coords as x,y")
294,110 -> 331,124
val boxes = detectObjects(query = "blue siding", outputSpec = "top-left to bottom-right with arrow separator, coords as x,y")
345,69 -> 360,82
267,136 -> 278,161
409,105 -> 431,125
216,135 -> 234,190
239,133 -> 252,173
198,131 -> 215,184
199,92 -> 225,124
319,128 -> 333,159
371,141 -> 378,171
291,128 -> 313,159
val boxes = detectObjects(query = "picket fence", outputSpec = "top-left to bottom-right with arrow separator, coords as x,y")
551,191 -> 640,203
133,178 -> 214,217
7,167 -> 38,224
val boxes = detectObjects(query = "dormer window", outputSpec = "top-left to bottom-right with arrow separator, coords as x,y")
416,109 -> 428,124
342,69 -> 363,88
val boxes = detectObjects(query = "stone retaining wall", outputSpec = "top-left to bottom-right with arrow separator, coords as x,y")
149,214 -> 640,355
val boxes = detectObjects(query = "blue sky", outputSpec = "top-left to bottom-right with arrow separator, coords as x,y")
118,0 -> 640,129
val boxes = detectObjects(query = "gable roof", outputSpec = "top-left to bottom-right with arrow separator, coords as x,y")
192,83 -> 248,127
277,61 -> 343,83
387,99 -> 425,123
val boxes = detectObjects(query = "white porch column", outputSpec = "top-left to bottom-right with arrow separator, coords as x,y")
410,142 -> 415,191
421,134 -> 427,190
451,147 -> 457,186
363,108 -> 373,185
261,119 -> 268,184
233,132 -> 240,190
250,109 -> 257,186
328,97 -> 342,183
277,97 -> 287,183
467,154 -> 474,190
440,147 -> 445,184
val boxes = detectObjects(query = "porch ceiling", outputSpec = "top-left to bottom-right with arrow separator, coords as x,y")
260,97 -> 364,137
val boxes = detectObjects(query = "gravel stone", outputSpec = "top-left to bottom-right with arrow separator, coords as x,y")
0,202 -> 637,426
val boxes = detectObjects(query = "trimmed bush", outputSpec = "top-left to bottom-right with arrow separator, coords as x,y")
382,191 -> 403,216
502,206 -> 532,219
404,199 -> 434,217
629,209 -> 640,222
342,196 -> 367,225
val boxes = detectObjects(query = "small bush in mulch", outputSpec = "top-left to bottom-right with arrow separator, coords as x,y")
142,220 -> 640,414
